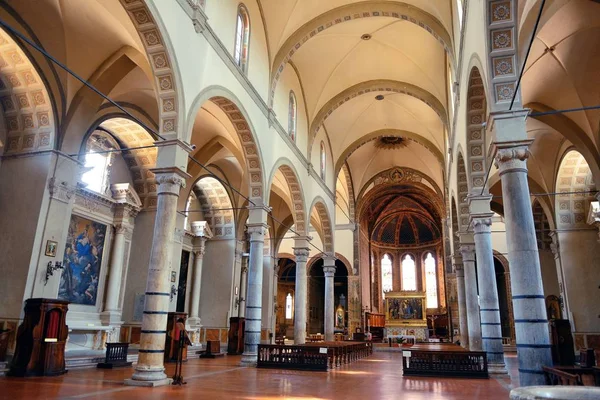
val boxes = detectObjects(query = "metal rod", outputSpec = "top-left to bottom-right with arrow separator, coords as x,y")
0,18 -> 333,257
530,104 -> 600,117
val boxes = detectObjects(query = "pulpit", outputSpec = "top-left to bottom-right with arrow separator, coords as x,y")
165,312 -> 188,363
227,317 -> 245,355
9,298 -> 69,377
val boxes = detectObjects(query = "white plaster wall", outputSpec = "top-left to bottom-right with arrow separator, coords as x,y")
199,238 -> 236,328
272,65 -> 309,155
203,0 -> 270,100
558,229 -> 600,333
334,229 -> 354,270
0,155 -> 52,318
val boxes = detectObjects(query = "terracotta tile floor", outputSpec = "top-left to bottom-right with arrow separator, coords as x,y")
0,352 -> 518,400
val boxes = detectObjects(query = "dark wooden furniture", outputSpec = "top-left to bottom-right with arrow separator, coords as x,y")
227,317 -> 245,355
549,319 -> 575,366
97,343 -> 132,369
580,348 -> 596,367
0,329 -> 11,362
366,312 -> 385,342
165,312 -> 188,363
543,366 -> 584,386
200,340 -> 224,358
402,350 -> 488,378
257,341 -> 372,371
9,298 -> 69,377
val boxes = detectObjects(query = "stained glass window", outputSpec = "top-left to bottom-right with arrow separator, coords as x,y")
425,252 -> 438,308
381,254 -> 393,298
401,254 -> 417,291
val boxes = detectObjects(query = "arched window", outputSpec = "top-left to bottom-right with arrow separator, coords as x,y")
81,131 -> 116,194
425,252 -> 438,308
285,293 -> 293,319
288,91 -> 297,142
401,254 -> 416,291
320,141 -> 326,180
381,254 -> 393,298
234,4 -> 250,73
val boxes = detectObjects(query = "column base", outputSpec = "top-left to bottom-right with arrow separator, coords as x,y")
488,362 -> 508,375
124,378 -> 173,387
240,352 -> 257,366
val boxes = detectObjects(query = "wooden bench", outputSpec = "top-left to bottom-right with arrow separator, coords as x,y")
97,343 -> 132,369
402,350 -> 488,378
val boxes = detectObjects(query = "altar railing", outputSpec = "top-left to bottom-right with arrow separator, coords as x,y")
402,350 -> 488,378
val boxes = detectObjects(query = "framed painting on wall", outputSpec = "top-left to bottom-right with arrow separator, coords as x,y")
58,214 -> 107,305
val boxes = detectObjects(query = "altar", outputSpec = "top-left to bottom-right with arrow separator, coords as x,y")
384,291 -> 429,342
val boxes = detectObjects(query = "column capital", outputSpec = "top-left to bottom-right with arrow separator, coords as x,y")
247,223 -> 268,241
323,266 -> 336,277
492,140 -> 533,175
459,244 -> 476,262
472,215 -> 493,234
293,247 -> 310,263
114,224 -> 130,235
151,167 -> 191,195
191,220 -> 213,239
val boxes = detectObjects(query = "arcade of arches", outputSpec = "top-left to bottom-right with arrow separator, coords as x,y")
0,0 -> 599,398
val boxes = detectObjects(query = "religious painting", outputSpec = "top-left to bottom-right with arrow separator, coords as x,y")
45,240 -> 58,257
335,305 -> 345,329
388,298 -> 424,320
58,214 -> 107,305
384,291 -> 427,327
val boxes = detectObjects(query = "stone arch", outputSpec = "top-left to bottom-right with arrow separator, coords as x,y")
310,80 -> 448,155
484,0 -> 521,110
269,2 -> 454,106
309,197 -> 334,254
189,175 -> 236,238
340,163 -> 356,221
0,28 -> 55,154
357,166 -> 443,200
85,115 -> 158,208
555,149 -> 597,229
334,128 -> 445,177
119,0 -> 182,137
187,86 -> 265,201
456,149 -> 470,230
267,158 -> 307,235
465,67 -> 488,193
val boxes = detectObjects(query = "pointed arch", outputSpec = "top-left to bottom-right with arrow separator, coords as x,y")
309,196 -> 334,254
465,67 -> 488,193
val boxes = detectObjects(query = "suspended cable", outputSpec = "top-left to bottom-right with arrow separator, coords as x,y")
529,104 -> 600,118
1,18 -> 334,256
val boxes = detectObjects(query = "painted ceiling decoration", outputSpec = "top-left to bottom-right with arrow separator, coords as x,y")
193,176 -> 235,237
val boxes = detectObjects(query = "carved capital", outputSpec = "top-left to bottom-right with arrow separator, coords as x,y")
151,168 -> 190,195
194,247 -> 205,258
114,224 -> 130,235
247,223 -> 267,242
472,217 -> 493,234
293,247 -> 310,263
323,266 -> 336,277
494,144 -> 531,174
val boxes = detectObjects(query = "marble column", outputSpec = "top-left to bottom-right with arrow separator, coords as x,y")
128,171 -> 190,385
127,140 -> 191,386
188,221 -> 211,328
323,256 -> 336,342
240,220 -> 268,365
453,255 -> 469,348
293,236 -> 310,345
493,131 -> 552,386
104,224 -> 128,313
472,214 -> 506,371
460,243 -> 482,351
